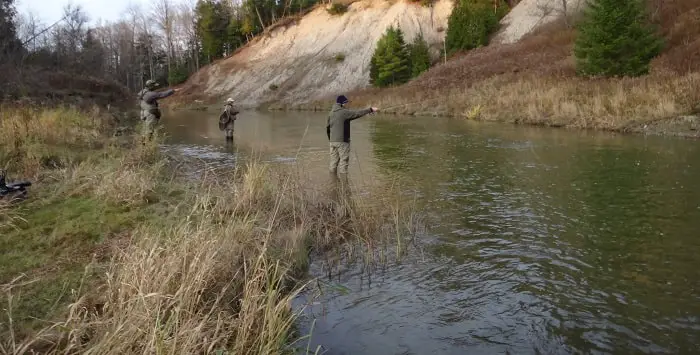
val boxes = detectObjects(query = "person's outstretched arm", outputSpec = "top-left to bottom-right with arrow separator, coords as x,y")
343,107 -> 378,121
143,89 -> 176,103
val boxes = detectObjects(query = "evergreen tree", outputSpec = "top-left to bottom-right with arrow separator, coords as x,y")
445,0 -> 508,55
369,55 -> 379,86
226,18 -> 244,53
370,26 -> 411,88
409,33 -> 431,78
195,0 -> 230,62
168,64 -> 190,85
574,0 -> 663,77
81,29 -> 105,76
0,0 -> 22,59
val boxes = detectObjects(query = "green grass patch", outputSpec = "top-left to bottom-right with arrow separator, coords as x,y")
0,191 -> 150,333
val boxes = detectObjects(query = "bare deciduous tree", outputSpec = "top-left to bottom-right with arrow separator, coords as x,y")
176,0 -> 200,71
153,0 -> 175,75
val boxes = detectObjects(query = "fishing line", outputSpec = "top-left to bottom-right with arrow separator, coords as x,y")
382,97 -> 443,111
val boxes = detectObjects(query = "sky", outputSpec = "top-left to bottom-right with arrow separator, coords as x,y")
17,0 -> 146,25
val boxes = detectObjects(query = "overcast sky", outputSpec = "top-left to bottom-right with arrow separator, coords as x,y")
17,0 -> 146,25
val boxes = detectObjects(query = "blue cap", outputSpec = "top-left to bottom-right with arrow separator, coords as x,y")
336,95 -> 349,105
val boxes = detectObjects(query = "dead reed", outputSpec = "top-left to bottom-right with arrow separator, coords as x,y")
0,106 -> 422,354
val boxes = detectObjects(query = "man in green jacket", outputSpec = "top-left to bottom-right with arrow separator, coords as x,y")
326,95 -> 379,175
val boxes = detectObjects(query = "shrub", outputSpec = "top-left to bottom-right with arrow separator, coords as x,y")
574,0 -> 664,77
409,33 -> 431,78
327,3 -> 348,15
445,0 -> 509,54
370,26 -> 411,87
168,65 -> 190,86
334,53 -> 346,62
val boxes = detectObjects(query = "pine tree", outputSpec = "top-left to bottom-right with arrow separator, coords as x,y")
370,26 -> 411,87
226,18 -> 244,53
196,0 -> 231,62
81,29 -> 105,76
574,0 -> 663,77
369,55 -> 379,86
409,33 -> 431,78
445,0 -> 508,55
0,0 -> 22,59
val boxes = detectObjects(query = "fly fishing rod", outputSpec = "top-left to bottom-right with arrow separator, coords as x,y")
380,97 -> 444,111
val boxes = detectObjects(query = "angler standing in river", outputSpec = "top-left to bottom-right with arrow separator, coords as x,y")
326,95 -> 379,175
137,79 -> 178,142
219,98 -> 239,141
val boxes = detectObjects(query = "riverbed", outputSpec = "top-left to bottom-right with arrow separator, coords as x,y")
163,108 -> 700,354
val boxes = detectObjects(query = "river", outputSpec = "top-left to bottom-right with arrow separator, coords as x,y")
162,108 -> 700,354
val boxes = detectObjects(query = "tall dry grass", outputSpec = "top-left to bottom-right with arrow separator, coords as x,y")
360,71 -> 700,130
0,106 -> 422,354
0,106 -> 113,178
0,201 -> 25,231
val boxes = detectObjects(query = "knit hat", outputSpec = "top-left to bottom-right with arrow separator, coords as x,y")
336,95 -> 349,105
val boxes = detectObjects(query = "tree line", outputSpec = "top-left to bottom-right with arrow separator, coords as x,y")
0,0 -> 666,96
1,0 -> 323,95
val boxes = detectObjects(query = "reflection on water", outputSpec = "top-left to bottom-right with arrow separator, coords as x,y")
161,109 -> 700,354
162,108 -> 379,186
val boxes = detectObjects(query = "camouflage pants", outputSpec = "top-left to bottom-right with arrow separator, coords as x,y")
141,111 -> 159,140
329,142 -> 350,174
224,121 -> 234,139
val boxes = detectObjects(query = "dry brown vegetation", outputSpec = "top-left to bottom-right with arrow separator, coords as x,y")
0,107 -> 421,354
1,65 -> 131,109
284,0 -> 700,135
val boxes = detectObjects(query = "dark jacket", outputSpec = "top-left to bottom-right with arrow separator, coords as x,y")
326,103 -> 373,143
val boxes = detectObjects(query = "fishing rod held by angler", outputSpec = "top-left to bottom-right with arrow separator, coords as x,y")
382,97 -> 443,111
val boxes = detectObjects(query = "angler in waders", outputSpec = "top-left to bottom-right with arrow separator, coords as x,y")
326,95 -> 378,175
219,98 -> 239,141
137,79 -> 178,142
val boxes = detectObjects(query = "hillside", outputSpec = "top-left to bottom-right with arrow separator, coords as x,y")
172,0 -> 700,136
292,0 -> 700,136
491,0 -> 587,44
173,0 -> 594,108
174,0 -> 453,108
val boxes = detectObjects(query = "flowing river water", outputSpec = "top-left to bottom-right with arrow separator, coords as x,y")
162,109 -> 700,354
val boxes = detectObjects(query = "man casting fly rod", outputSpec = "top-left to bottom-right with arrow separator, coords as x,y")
326,95 -> 379,175
137,79 -> 181,142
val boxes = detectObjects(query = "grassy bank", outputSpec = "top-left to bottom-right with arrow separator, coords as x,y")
349,71 -> 699,133
274,2 -> 700,136
0,106 -> 419,353
281,71 -> 700,133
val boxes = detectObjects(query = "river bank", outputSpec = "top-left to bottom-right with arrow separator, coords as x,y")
268,68 -> 700,138
264,1 -> 700,139
0,105 -> 418,353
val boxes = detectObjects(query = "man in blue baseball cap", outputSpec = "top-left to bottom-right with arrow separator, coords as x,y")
326,95 -> 379,175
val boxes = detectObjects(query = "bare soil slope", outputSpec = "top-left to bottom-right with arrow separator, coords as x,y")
175,0 -> 453,108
